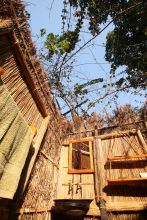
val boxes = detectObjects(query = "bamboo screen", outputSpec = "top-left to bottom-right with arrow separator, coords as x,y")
101,133 -> 147,203
16,113 -> 63,220
0,33 -> 43,130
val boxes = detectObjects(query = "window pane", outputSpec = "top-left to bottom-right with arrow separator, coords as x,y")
72,142 -> 91,169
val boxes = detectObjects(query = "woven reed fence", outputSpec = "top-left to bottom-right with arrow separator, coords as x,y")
15,113 -> 64,220
0,31 -> 64,219
0,33 -> 44,130
0,2 -> 64,220
0,0 -> 59,120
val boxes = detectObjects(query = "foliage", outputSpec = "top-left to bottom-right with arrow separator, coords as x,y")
40,0 -> 146,118
68,0 -> 147,88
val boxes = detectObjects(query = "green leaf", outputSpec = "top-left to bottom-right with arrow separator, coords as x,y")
40,28 -> 46,37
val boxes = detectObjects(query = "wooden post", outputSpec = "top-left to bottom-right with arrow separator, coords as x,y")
93,140 -> 99,202
137,130 -> 147,152
94,138 -> 108,220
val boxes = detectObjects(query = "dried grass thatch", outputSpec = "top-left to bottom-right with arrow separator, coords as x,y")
0,1 -> 66,220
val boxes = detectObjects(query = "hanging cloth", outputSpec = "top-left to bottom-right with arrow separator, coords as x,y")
0,79 -> 33,199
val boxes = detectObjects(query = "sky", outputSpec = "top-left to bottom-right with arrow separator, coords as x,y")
26,0 -> 146,116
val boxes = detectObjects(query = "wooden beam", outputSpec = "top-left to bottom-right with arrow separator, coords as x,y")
108,153 -> 147,161
22,116 -> 50,192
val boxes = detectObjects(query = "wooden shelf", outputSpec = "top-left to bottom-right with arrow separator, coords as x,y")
105,159 -> 147,169
107,154 -> 147,161
107,177 -> 147,186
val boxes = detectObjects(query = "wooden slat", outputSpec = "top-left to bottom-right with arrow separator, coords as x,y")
108,154 -> 147,161
107,202 -> 147,212
107,177 -> 147,186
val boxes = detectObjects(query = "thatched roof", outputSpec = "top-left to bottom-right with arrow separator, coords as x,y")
0,3 -> 64,218
0,19 -> 13,29
0,0 -> 58,118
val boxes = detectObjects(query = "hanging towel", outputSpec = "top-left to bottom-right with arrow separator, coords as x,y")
0,79 -> 34,199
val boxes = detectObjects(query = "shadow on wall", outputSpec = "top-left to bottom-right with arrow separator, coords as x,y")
51,212 -> 100,220
104,185 -> 147,197
51,211 -> 85,220
108,211 -> 147,220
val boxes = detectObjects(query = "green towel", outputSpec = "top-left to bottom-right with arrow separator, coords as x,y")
0,79 -> 34,199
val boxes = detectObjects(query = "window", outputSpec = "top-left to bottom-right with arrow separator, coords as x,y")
68,139 -> 94,174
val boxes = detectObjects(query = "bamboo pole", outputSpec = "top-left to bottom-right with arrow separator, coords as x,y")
22,116 -> 50,193
95,138 -> 108,220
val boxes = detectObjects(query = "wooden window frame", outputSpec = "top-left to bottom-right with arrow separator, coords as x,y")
68,139 -> 94,174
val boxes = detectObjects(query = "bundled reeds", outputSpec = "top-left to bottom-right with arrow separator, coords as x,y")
0,2 -> 65,220
15,114 -> 64,219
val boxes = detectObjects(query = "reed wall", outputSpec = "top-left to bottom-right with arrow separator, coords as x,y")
0,33 -> 44,130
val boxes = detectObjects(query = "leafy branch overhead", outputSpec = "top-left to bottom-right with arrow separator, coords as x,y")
40,0 -> 147,116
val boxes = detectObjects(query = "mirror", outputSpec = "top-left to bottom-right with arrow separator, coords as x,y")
68,139 -> 94,174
